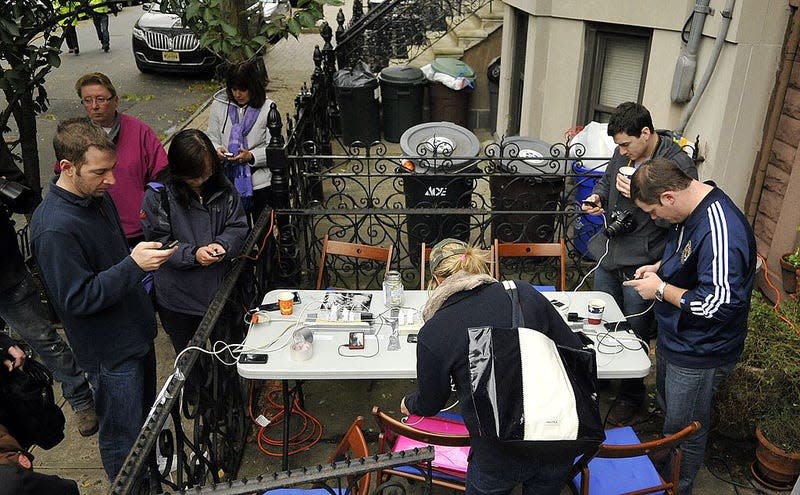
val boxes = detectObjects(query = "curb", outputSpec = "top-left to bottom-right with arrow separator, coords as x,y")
161,93 -> 215,148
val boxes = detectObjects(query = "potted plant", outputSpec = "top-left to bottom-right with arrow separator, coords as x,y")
779,246 -> 800,293
716,293 -> 800,490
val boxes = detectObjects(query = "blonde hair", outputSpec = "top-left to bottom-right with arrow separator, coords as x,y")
428,238 -> 491,289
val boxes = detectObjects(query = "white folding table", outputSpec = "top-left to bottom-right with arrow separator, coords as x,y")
237,288 -> 651,468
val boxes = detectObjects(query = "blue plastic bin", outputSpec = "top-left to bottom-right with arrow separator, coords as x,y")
573,162 -> 605,260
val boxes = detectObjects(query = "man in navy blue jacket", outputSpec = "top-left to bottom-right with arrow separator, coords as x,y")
624,157 -> 756,495
31,118 -> 176,481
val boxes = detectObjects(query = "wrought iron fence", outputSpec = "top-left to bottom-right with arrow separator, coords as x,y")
334,0 -> 496,72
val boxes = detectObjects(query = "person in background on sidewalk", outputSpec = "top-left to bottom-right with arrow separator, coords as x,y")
0,160 -> 98,438
89,0 -> 118,52
581,102 -> 697,424
0,335 -> 80,495
58,72 -> 168,247
54,0 -> 79,55
32,118 -> 176,480
207,60 -> 274,224
624,157 -> 756,495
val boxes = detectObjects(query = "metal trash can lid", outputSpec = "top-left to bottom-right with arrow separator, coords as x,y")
379,65 -> 427,85
498,136 -> 565,176
431,57 -> 475,80
400,122 -> 480,171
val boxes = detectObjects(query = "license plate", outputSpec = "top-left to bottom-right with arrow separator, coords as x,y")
162,51 -> 179,62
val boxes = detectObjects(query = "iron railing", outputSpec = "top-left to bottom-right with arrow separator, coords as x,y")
334,0 -> 496,72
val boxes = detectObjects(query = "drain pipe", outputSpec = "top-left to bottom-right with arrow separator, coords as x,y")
671,0 -> 711,103
676,0 -> 737,134
745,3 -> 800,223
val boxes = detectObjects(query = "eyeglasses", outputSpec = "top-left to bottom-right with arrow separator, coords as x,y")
80,96 -> 114,106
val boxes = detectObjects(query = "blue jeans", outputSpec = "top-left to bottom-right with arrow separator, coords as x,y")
86,346 -> 156,480
466,458 -> 572,495
656,353 -> 734,495
593,265 -> 654,405
0,272 -> 93,412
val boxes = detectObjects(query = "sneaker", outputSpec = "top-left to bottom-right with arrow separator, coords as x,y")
102,45 -> 109,52
76,407 -> 98,437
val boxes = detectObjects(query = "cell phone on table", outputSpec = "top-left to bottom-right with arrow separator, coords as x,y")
159,239 -> 179,250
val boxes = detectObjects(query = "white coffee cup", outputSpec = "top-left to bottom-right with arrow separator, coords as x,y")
278,291 -> 295,316
618,166 -> 636,179
587,299 -> 606,325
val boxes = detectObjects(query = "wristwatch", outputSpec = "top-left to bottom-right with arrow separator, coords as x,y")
655,281 -> 667,302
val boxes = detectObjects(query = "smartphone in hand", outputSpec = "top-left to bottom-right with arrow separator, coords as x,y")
582,200 -> 599,208
210,251 -> 225,258
159,239 -> 179,250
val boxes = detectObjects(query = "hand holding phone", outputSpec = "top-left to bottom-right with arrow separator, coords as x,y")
582,200 -> 599,208
159,239 -> 179,250
211,251 -> 225,258
223,152 -> 235,158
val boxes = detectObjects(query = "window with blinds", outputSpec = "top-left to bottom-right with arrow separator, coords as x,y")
578,24 -> 652,125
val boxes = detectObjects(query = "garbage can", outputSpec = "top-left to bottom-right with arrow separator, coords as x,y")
333,63 -> 381,145
490,136 -> 566,244
487,56 -> 501,131
379,65 -> 427,143
400,122 -> 480,261
573,161 -> 606,260
428,58 -> 474,128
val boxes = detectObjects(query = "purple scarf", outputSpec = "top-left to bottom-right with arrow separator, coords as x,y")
225,103 -> 260,210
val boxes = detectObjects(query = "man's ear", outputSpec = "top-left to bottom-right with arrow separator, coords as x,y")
59,159 -> 74,175
660,191 -> 676,206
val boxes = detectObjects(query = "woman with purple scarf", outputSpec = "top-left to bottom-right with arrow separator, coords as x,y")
207,60 -> 274,223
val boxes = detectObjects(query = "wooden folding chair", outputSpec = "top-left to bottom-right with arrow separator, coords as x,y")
419,242 -> 433,290
266,416 -> 371,495
570,421 -> 701,495
493,238 -> 568,290
420,242 -> 495,289
316,234 -> 393,290
372,406 -> 470,492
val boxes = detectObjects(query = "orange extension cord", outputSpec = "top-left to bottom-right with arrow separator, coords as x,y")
247,381 -> 324,458
757,252 -> 798,333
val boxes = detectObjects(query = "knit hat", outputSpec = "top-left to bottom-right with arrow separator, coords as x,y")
429,238 -> 468,273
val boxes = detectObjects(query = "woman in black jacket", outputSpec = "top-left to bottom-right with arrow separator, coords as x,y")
401,238 -> 586,495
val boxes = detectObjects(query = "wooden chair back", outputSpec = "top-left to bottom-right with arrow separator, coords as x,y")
371,406 -> 470,492
571,420 -> 701,495
326,416 -> 371,495
419,243 -> 433,290
420,242 -> 495,290
493,238 -> 568,290
316,235 -> 393,290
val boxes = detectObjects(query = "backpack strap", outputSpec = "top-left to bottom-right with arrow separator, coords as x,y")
502,280 -> 526,328
147,181 -> 170,224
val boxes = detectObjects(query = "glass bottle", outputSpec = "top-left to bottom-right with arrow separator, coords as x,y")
383,270 -> 404,308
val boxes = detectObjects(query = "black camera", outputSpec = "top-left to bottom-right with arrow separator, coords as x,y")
605,209 -> 636,238
0,178 -> 33,212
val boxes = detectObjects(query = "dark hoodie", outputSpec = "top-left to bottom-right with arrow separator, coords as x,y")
588,130 -> 697,271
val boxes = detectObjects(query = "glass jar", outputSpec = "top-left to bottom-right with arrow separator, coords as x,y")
383,270 -> 404,307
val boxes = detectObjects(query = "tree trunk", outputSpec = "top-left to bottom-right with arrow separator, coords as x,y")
12,92 -> 43,206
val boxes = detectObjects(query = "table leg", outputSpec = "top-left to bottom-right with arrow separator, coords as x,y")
282,379 -> 290,471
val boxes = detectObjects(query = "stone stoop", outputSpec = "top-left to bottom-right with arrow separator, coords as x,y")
389,1 -> 504,68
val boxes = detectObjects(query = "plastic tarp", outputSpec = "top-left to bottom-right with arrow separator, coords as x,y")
569,121 -> 617,172
421,63 -> 474,91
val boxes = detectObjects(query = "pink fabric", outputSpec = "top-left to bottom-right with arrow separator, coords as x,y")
392,415 -> 470,476
54,113 -> 167,239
